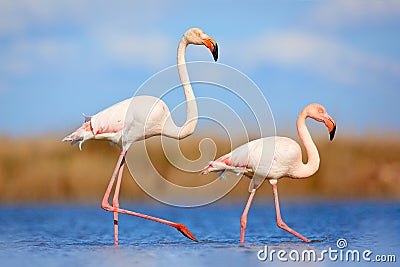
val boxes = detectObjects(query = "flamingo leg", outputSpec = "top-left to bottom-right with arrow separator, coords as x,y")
111,156 -> 125,245
240,188 -> 257,243
271,183 -> 310,242
101,150 -> 198,245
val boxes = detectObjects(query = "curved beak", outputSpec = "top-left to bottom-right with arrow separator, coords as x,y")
323,114 -> 336,141
203,38 -> 218,61
329,124 -> 336,141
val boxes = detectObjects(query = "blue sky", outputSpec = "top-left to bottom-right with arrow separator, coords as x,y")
1,0 -> 399,138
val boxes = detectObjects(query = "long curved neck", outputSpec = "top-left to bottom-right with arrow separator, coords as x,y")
292,110 -> 320,178
162,36 -> 198,139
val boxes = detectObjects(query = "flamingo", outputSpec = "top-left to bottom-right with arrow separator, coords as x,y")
201,103 -> 336,243
62,28 -> 218,245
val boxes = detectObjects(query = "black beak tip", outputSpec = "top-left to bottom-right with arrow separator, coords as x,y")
329,125 -> 336,141
212,43 -> 218,61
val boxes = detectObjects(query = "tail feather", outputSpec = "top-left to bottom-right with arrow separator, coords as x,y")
61,134 -> 80,145
82,113 -> 92,122
61,134 -> 75,143
62,122 -> 94,150
62,131 -> 84,150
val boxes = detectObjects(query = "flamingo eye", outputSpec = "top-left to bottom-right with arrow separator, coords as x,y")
318,108 -> 324,113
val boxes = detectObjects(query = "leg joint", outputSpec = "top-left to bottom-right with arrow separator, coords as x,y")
277,220 -> 288,229
240,216 -> 247,229
101,201 -> 112,211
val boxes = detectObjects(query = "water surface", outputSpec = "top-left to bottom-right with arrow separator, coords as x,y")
0,201 -> 398,266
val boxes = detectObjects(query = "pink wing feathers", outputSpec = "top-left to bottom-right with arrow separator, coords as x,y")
62,98 -> 132,150
90,98 -> 131,136
202,137 -> 276,192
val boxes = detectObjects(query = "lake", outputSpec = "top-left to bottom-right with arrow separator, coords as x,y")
0,200 -> 398,266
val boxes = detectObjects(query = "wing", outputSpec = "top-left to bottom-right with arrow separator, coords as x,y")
90,98 -> 132,137
244,137 -> 301,191
231,138 -> 275,174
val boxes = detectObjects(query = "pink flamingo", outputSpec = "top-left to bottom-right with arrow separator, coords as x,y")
63,28 -> 218,245
202,103 -> 336,243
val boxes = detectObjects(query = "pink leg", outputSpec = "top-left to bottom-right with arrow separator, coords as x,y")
101,150 -> 198,245
240,188 -> 257,243
272,183 -> 310,242
111,157 -> 125,246
101,150 -> 125,245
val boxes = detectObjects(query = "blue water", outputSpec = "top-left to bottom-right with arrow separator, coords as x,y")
0,201 -> 398,267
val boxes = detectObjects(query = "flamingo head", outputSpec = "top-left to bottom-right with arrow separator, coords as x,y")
306,103 -> 337,141
184,28 -> 218,61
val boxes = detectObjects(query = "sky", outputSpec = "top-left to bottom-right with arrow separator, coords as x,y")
0,0 -> 399,138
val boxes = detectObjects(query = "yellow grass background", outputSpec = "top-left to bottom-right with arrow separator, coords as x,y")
0,134 -> 399,203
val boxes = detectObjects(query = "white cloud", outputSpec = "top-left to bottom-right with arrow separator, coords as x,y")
97,31 -> 174,69
0,38 -> 79,76
0,1 -> 175,75
0,1 -> 82,35
309,0 -> 400,28
226,31 -> 400,86
0,32 -> 175,77
0,0 -> 169,36
1,0 -> 399,86
235,0 -> 400,88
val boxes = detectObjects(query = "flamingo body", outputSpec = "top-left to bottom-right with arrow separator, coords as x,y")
204,136 -> 307,191
63,28 -> 218,245
202,103 -> 337,243
64,96 -> 173,150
